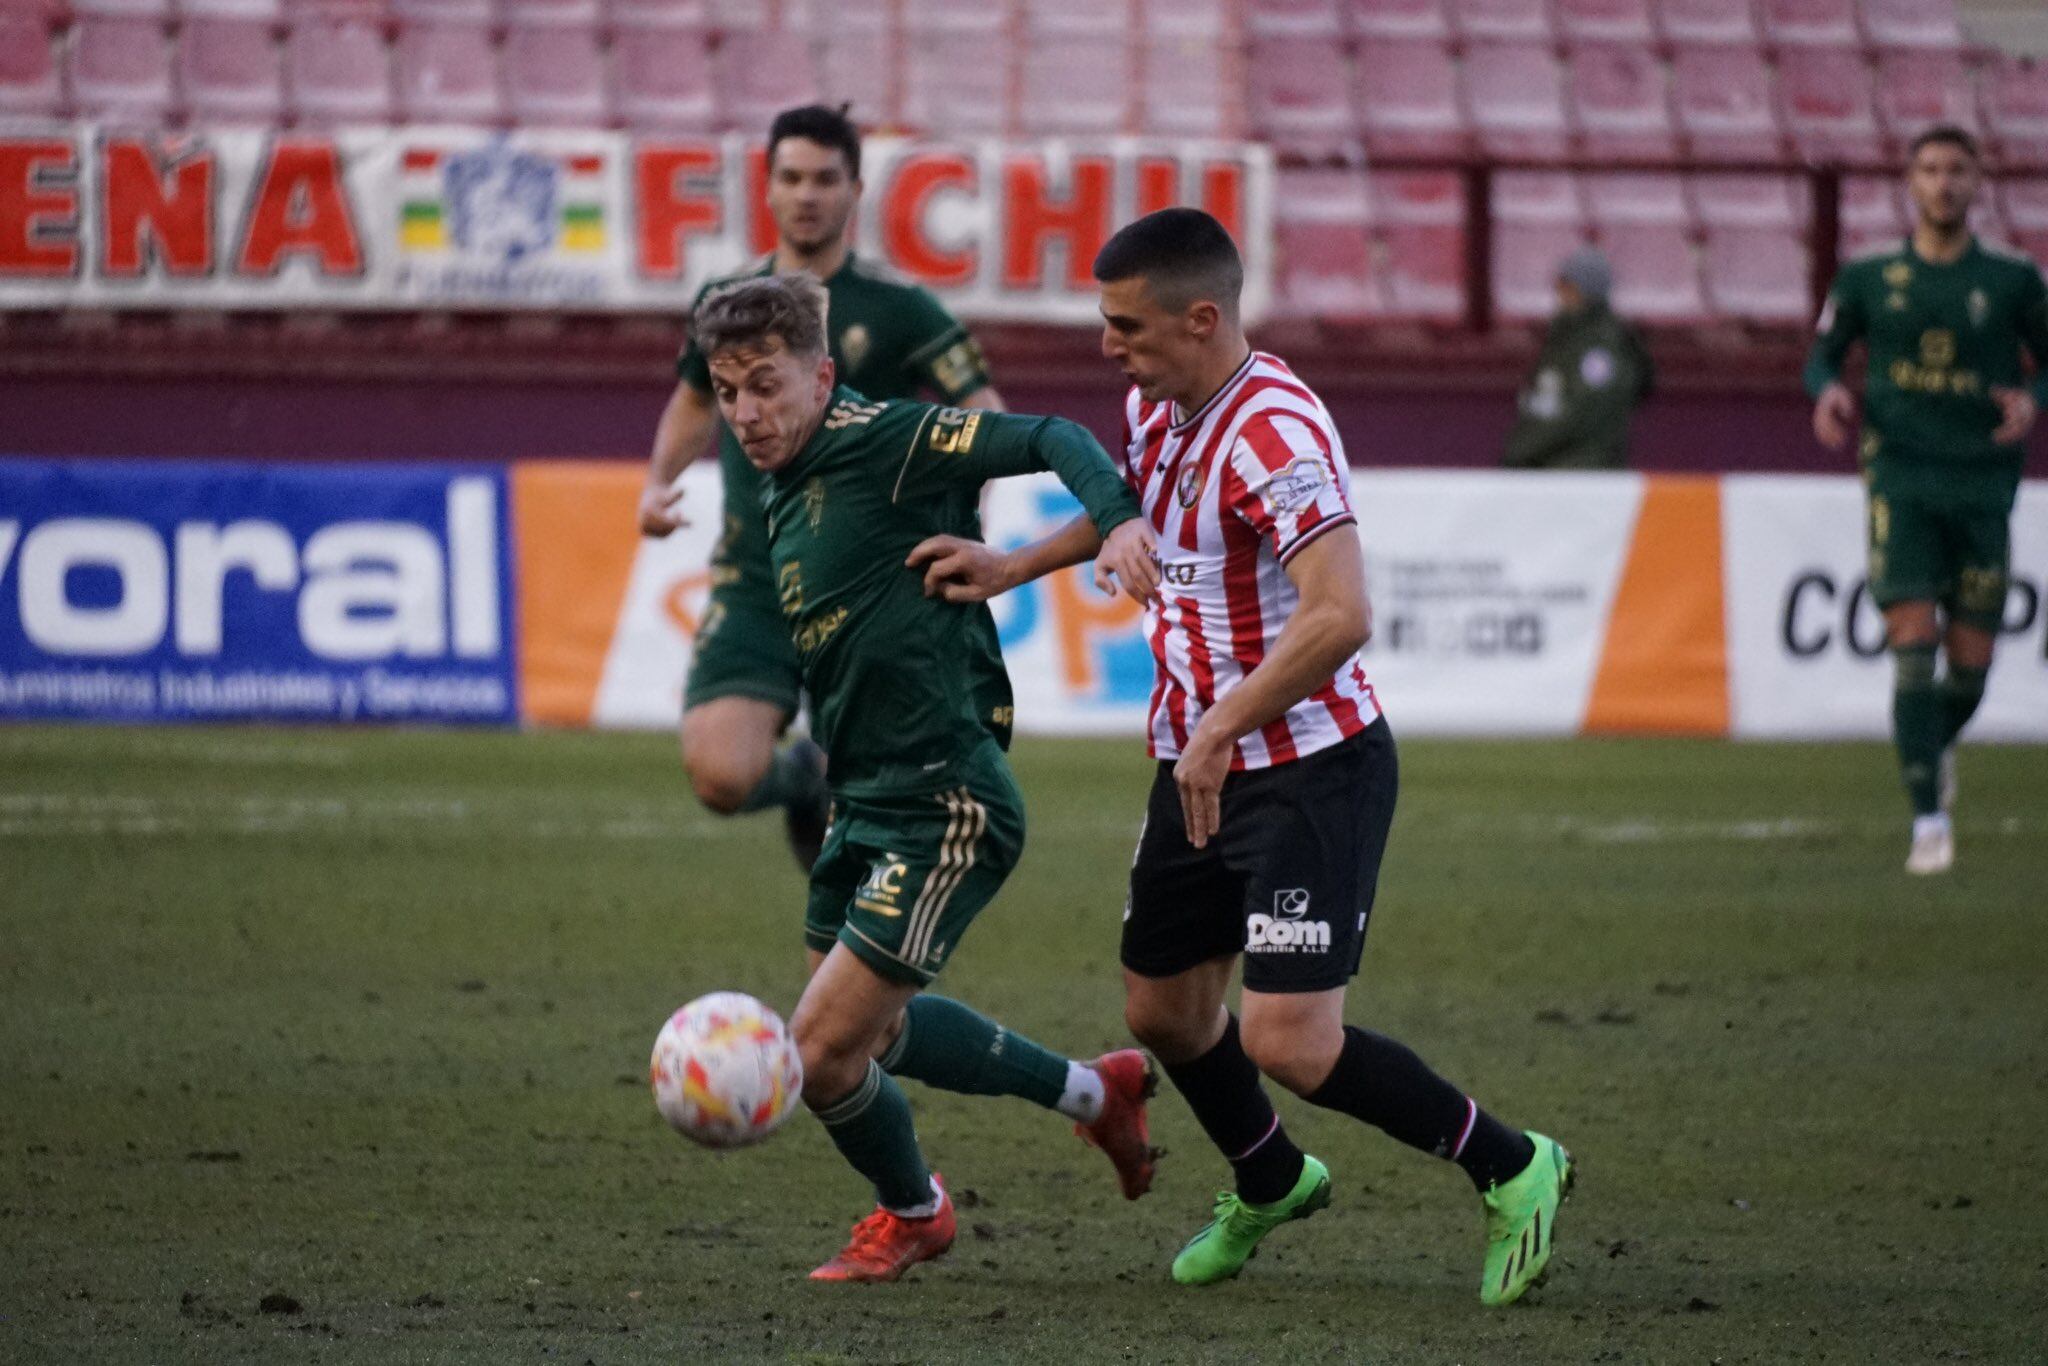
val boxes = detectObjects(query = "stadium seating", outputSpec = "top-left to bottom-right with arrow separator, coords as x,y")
1348,0 -> 1451,40
1692,173 -> 1809,229
394,22 -> 502,125
900,32 -> 1007,135
1859,0 -> 1963,51
715,30 -> 820,133
178,17 -> 285,125
67,16 -> 176,122
1873,50 -> 1979,145
1554,0 -> 1655,44
1606,220 -> 1707,321
816,28 -> 890,127
1353,37 -> 1465,157
1671,44 -> 1784,162
1703,226 -> 1810,322
1020,35 -> 1133,136
1982,55 -> 2048,166
1760,0 -> 1862,50
1839,174 -> 1906,256
1466,41 -> 1572,159
1777,48 -> 1884,164
1249,36 -> 1355,154
1246,0 -> 1345,39
1273,167 -> 1385,318
611,24 -> 715,131
503,19 -> 607,128
0,14 -> 61,116
1493,172 -> 1586,320
1144,37 -> 1238,139
1657,0 -> 1760,46
286,16 -> 393,125
1568,42 -> 1679,160
1455,0 -> 1553,42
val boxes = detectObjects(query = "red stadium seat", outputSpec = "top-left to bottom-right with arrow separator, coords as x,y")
1838,174 -> 1904,257
1248,36 -> 1355,154
393,0 -> 494,21
504,19 -> 607,127
504,0 -> 601,22
611,25 -> 715,131
1143,0 -> 1228,39
607,0 -> 710,28
1690,172 -> 1807,228
1346,0 -> 1450,40
67,16 -> 174,121
395,22 -> 502,124
1859,0 -> 1962,51
1585,171 -> 1689,226
1554,0 -> 1654,43
1702,226 -> 1808,322
1379,223 -> 1466,318
0,14 -> 61,116
1354,38 -> 1466,157
1980,56 -> 2048,167
1671,43 -> 1782,161
1246,0 -> 1345,38
1873,51 -> 1977,147
71,0 -> 172,18
1758,0 -> 1858,49
1497,222 -> 1591,319
1020,35 -> 1131,136
902,0 -> 1003,36
1027,0 -> 1131,37
282,0 -> 391,22
286,16 -> 392,124
707,0 -> 818,28
1568,42 -> 1678,160
1454,0 -> 1554,42
817,29 -> 889,125
2001,180 -> 2048,232
1657,0 -> 1759,45
1144,36 -> 1237,138
1778,48 -> 1882,165
184,0 -> 282,19
901,31 -> 1007,134
1496,171 -> 1584,225
1273,168 -> 1384,319
2011,231 -> 2048,269
1370,168 -> 1463,223
178,16 -> 284,124
1605,222 -> 1707,321
1465,40 -> 1570,159
715,30 -> 818,133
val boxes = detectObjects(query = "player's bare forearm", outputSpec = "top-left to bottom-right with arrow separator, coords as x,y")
1187,533 -> 1370,752
1004,514 -> 1102,587
647,383 -> 716,486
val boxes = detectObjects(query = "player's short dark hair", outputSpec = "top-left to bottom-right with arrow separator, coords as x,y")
1909,124 -> 1981,163
1092,208 -> 1244,322
767,104 -> 862,180
693,273 -> 830,364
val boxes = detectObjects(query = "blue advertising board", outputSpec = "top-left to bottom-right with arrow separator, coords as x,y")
0,459 -> 517,725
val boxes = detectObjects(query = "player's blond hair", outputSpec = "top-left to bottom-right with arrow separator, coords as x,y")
693,273 -> 830,362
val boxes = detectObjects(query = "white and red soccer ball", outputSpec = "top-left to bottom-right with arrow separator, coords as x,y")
649,991 -> 804,1149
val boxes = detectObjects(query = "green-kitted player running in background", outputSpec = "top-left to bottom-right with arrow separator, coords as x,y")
638,105 -> 1007,870
692,272 -> 1165,1283
1806,124 -> 2048,875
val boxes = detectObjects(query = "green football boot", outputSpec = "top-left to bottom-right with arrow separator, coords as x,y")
1170,1154 -> 1332,1286
1480,1131 -> 1575,1306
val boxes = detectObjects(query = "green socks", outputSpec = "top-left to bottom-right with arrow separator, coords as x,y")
1941,664 -> 1989,747
811,1060 -> 935,1213
1892,644 -> 1943,817
879,995 -> 1069,1112
736,743 -> 826,814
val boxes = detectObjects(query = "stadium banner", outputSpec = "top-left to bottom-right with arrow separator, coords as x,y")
0,124 -> 1273,321
0,458 -> 516,724
1722,476 -> 2048,741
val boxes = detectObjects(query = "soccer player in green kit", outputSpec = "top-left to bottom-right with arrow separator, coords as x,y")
638,105 -> 1007,869
1807,125 -> 2048,875
692,273 -> 1164,1282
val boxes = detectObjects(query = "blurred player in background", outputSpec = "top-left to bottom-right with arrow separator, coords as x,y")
638,104 -> 1007,870
1503,247 -> 1655,470
914,210 -> 1573,1303
1807,125 -> 2048,875
693,274 -> 1161,1284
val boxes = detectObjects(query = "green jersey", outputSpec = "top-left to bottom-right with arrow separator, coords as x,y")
1503,302 -> 1655,470
750,389 -> 1138,799
1805,237 -> 2048,505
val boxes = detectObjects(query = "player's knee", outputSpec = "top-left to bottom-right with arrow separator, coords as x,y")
686,764 -> 753,816
1123,995 -> 1206,1063
792,1018 -> 869,1106
1240,1017 -> 1340,1097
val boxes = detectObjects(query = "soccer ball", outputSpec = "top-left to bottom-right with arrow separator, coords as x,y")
649,991 -> 804,1149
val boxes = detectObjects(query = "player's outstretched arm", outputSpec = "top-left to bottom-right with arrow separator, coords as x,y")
639,382 -> 718,537
909,514 -> 1158,607
1173,531 -> 1371,849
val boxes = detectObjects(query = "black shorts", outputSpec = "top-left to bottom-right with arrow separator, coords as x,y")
1121,719 -> 1397,995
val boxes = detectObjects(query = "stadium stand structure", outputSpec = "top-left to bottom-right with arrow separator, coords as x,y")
1,0 -> 2045,394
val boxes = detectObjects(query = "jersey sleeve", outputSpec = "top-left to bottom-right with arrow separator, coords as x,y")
675,282 -> 717,394
892,406 -> 1138,536
2018,264 -> 2048,410
1804,268 -> 1866,399
897,287 -> 992,402
1225,412 -> 1357,567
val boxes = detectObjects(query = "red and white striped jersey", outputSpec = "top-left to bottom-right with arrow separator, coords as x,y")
1119,351 -> 1380,769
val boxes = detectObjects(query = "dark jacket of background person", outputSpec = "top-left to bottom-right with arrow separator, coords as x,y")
1503,302 -> 1656,470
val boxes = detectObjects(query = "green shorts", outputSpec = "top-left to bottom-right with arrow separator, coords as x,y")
682,584 -> 802,715
803,744 -> 1027,986
1867,489 -> 2012,632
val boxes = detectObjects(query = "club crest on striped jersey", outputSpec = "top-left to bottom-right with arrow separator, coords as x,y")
1176,461 -> 1206,508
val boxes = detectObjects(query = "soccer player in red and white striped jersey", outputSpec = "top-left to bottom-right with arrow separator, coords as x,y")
910,209 -> 1572,1302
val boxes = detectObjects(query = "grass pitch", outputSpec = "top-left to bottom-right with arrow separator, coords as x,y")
2,725 -> 2045,1364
